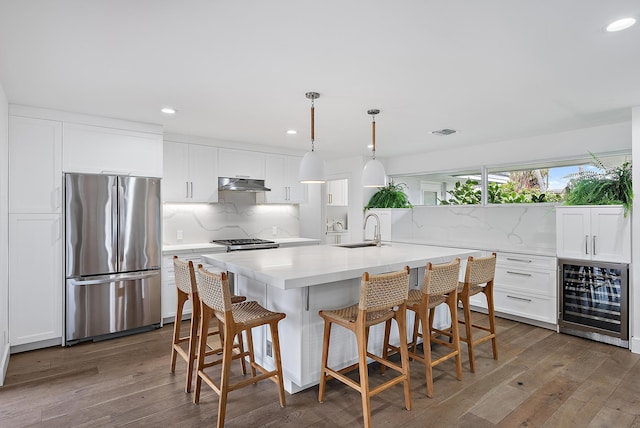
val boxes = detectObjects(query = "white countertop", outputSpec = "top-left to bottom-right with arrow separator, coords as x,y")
202,243 -> 480,290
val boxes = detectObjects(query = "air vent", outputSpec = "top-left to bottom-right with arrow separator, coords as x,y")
431,128 -> 457,136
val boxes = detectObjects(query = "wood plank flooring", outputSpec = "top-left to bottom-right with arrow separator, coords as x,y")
1,312 -> 639,427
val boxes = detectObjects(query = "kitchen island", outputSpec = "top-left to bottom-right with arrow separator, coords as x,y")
202,242 -> 481,393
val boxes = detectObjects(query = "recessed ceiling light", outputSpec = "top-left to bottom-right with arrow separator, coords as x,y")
161,107 -> 177,114
606,17 -> 636,32
287,129 -> 297,135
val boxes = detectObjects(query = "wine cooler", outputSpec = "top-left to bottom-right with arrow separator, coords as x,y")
558,259 -> 628,348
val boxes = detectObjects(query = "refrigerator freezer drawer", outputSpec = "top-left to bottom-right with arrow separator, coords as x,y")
66,270 -> 161,343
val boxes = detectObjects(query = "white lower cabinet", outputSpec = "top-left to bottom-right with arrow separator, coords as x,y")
469,252 -> 557,328
9,214 -> 63,347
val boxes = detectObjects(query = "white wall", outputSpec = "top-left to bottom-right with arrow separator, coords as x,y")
385,121 -> 631,176
632,107 -> 640,354
0,81 -> 9,385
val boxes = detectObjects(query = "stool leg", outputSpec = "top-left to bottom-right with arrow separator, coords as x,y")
447,294 -> 463,381
410,311 -> 420,354
380,319 -> 392,375
193,303 -> 211,404
235,328 -> 247,375
356,321 -> 372,428
269,321 -> 286,408
396,306 -> 412,410
217,325 -> 235,428
318,318 -> 331,403
245,328 -> 258,379
170,291 -> 187,373
485,287 -> 498,360
422,306 -> 434,398
185,300 -> 199,393
461,293 -> 475,372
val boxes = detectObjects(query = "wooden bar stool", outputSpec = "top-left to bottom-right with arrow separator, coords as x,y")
457,252 -> 498,372
169,256 -> 246,393
193,266 -> 287,428
318,266 -> 412,428
384,258 -> 461,398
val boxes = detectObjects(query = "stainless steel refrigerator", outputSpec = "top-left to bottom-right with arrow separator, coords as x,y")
65,173 -> 161,344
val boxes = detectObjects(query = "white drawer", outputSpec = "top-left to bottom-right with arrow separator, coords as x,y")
497,252 -> 556,270
495,266 -> 556,297
493,289 -> 556,324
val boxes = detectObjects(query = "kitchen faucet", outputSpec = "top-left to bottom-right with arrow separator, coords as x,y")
363,212 -> 382,246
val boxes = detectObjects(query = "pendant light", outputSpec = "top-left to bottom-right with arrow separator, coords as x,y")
362,109 -> 387,187
299,91 -> 326,183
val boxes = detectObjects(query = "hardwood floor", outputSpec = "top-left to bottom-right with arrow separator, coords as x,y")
1,312 -> 639,427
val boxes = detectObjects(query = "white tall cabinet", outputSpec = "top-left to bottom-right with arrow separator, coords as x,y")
8,106 -> 163,352
163,141 -> 218,203
8,115 -> 63,347
556,206 -> 630,263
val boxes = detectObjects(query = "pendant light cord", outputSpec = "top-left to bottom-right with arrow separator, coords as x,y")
310,97 -> 315,152
371,115 -> 376,159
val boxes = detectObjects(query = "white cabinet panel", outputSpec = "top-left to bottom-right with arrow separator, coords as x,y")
9,116 -> 62,213
163,142 -> 218,203
326,179 -> 348,206
218,148 -> 265,180
257,154 -> 307,204
9,214 -> 63,345
162,141 -> 190,202
188,144 -> 218,202
556,206 -> 630,263
63,123 -> 162,177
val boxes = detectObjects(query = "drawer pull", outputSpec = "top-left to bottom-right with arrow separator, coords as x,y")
507,295 -> 532,302
506,271 -> 532,277
506,257 -> 532,263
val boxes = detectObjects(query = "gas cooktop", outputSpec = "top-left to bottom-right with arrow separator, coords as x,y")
211,238 -> 279,251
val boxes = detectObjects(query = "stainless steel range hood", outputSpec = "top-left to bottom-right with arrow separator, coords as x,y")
218,177 -> 271,192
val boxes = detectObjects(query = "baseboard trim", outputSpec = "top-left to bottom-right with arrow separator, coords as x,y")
631,336 -> 640,354
0,344 -> 9,386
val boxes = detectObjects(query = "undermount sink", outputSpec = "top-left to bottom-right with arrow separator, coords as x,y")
336,242 -> 385,248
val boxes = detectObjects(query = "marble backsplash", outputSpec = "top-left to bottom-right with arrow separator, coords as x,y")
391,204 -> 557,255
162,191 -> 300,245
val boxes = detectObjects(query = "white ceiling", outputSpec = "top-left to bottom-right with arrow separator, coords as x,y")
1,1 -> 639,160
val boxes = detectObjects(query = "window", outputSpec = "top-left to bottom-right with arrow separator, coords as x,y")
391,151 -> 631,206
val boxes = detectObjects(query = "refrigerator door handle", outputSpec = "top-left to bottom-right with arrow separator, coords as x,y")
69,271 -> 160,286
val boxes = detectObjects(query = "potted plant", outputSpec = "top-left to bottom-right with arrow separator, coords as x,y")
564,154 -> 633,215
364,181 -> 413,210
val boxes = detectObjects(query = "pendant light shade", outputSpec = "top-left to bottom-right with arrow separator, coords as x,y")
299,150 -> 326,183
362,109 -> 387,188
299,91 -> 326,183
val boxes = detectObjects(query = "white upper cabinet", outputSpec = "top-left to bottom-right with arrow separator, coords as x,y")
218,148 -> 265,180
556,206 -> 630,263
9,116 -> 62,214
163,142 -> 218,203
326,179 -> 348,206
257,154 -> 307,204
62,123 -> 163,177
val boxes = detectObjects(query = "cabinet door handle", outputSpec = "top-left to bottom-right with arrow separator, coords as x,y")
186,182 -> 189,198
592,235 -> 596,255
506,271 -> 532,277
190,182 -> 194,198
585,235 -> 589,254
507,295 -> 532,302
235,175 -> 250,178
506,257 -> 532,263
